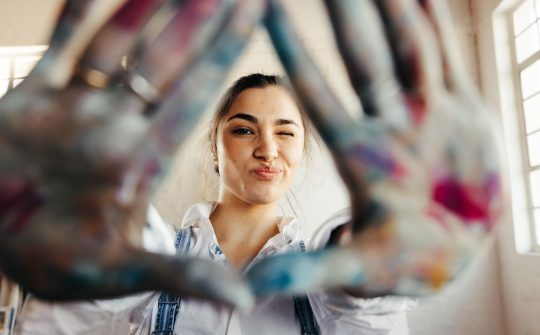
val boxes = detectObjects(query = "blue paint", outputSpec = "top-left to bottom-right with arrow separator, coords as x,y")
70,262 -> 147,292
347,142 -> 397,179
246,249 -> 366,296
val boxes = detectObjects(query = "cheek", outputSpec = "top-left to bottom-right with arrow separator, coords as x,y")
219,139 -> 245,170
283,140 -> 305,171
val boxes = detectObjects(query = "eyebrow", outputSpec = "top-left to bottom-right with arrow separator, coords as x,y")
227,113 -> 300,127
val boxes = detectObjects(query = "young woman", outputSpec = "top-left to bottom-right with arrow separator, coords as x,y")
15,74 -> 414,335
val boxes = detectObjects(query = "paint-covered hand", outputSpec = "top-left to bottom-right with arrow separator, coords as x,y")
255,0 -> 504,297
0,0 -> 264,307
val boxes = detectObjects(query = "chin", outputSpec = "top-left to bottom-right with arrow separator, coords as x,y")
246,195 -> 280,205
244,190 -> 283,205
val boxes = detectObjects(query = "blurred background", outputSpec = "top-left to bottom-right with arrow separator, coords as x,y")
1,0 -> 539,334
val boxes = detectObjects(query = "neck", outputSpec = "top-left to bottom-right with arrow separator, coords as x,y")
210,194 -> 279,251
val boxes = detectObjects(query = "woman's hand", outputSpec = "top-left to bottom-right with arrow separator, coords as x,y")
247,0 -> 503,297
0,0 -> 503,303
0,0 -> 266,308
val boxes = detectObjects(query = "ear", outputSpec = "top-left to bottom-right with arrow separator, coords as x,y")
211,142 -> 217,158
211,144 -> 219,175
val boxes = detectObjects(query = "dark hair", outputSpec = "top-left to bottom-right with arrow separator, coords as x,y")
209,73 -> 313,173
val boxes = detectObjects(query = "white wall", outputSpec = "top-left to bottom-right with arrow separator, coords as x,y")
475,0 -> 540,333
0,0 -> 62,46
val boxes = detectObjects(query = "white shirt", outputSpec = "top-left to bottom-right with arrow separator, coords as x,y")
16,203 -> 416,335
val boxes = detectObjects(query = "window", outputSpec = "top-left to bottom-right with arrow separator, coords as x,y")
0,45 -> 47,98
510,0 -> 540,248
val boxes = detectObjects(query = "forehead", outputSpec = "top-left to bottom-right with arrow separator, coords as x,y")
226,86 -> 303,122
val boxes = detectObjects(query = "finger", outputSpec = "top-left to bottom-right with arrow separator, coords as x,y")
2,235 -> 253,309
78,0 -> 225,88
357,203 -> 488,295
416,0 -> 477,95
117,0 -> 266,204
134,0 -> 233,95
105,249 -> 254,310
77,0 -> 165,79
28,0 -> 128,88
245,248 -> 365,296
323,0 -> 411,132
264,0 -> 404,225
372,0 -> 445,125
264,0 -> 358,154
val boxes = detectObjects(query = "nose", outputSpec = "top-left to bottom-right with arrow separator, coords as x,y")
254,131 -> 278,162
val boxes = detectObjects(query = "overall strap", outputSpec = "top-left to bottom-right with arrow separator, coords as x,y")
291,241 -> 321,335
151,228 -> 192,335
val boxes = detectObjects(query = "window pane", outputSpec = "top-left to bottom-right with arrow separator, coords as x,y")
514,0 -> 537,35
532,170 -> 540,206
12,79 -> 23,88
0,79 -> 9,98
515,23 -> 540,62
0,57 -> 10,80
521,60 -> 540,98
528,132 -> 540,166
524,93 -> 540,133
13,56 -> 39,79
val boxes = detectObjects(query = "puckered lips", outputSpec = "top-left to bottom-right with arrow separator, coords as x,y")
251,166 -> 282,180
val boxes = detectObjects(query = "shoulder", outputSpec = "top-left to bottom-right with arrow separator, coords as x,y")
144,204 -> 176,255
308,207 -> 351,249
179,201 -> 217,228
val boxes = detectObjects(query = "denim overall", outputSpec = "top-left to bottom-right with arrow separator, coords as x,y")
151,228 -> 320,335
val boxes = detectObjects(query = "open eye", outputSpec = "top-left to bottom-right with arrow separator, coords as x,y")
232,127 -> 255,135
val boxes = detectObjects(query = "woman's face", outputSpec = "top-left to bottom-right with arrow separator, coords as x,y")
215,86 -> 305,205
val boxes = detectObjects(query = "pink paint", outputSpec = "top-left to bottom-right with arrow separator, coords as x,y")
418,0 -> 429,12
405,93 -> 427,127
0,181 -> 29,214
398,45 -> 428,127
111,0 -> 160,30
164,0 -> 220,46
431,175 -> 499,230
0,180 -> 43,234
426,205 -> 450,230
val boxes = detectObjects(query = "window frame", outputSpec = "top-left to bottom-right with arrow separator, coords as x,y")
0,45 -> 47,98
507,0 -> 540,251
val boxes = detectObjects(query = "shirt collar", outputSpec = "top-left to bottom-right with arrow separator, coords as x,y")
181,201 -> 304,243
276,216 -> 304,244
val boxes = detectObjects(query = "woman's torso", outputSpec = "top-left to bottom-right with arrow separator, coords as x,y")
16,202 -> 413,335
